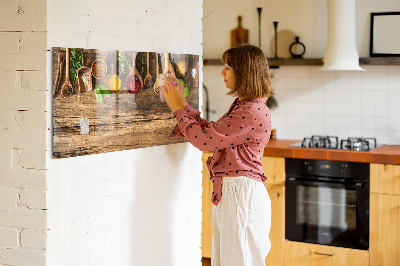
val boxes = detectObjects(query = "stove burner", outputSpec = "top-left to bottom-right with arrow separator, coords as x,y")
301,135 -> 339,149
295,136 -> 379,151
340,137 -> 377,151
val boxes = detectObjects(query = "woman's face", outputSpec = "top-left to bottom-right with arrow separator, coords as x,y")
220,64 -> 235,89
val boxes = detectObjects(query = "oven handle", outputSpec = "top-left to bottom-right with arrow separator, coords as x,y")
286,177 -> 364,189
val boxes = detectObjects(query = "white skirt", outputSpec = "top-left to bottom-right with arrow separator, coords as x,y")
212,176 -> 271,266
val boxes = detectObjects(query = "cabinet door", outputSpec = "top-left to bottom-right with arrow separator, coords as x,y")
202,152 -> 213,258
370,193 -> 400,266
370,163 -> 400,195
202,154 -> 286,263
265,184 -> 284,266
284,241 -> 369,266
261,156 -> 285,185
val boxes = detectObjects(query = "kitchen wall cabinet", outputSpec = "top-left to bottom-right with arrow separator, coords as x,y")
370,163 -> 400,266
284,241 -> 369,266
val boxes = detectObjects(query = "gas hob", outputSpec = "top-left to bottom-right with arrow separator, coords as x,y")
289,135 -> 382,151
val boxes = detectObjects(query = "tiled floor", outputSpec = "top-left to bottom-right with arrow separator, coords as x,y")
202,257 -> 211,266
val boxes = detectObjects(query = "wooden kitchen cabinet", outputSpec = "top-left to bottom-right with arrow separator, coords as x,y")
370,163 -> 400,195
262,156 -> 285,266
370,193 -> 400,266
261,156 -> 285,186
370,163 -> 400,266
202,152 -> 213,258
284,241 -> 369,266
264,184 -> 285,266
201,154 -> 286,265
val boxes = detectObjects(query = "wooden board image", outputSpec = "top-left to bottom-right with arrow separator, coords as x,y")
52,47 -> 199,159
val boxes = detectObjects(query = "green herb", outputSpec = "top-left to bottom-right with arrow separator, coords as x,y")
69,48 -> 83,83
94,85 -> 104,104
94,84 -> 114,104
184,86 -> 189,97
118,51 -> 132,76
99,84 -> 113,98
140,57 -> 145,76
179,79 -> 189,97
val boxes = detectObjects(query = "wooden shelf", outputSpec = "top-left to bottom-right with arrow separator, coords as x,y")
203,57 -> 400,67
268,58 -> 322,67
359,57 -> 400,65
203,58 -> 322,67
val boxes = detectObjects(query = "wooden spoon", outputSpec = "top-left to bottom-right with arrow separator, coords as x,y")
53,53 -> 64,97
61,48 -> 73,97
126,52 -> 143,94
164,52 -> 175,77
77,49 -> 93,92
91,51 -> 108,80
153,53 -> 160,95
106,64 -> 121,92
144,52 -> 153,88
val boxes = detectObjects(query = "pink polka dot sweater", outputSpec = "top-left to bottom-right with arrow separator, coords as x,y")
170,97 -> 272,206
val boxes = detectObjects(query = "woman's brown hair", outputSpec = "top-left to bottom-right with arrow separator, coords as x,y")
221,44 -> 273,99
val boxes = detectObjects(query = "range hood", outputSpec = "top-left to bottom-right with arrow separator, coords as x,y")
320,0 -> 365,71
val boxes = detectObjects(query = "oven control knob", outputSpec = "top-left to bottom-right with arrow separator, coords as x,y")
304,162 -> 312,171
340,164 -> 347,174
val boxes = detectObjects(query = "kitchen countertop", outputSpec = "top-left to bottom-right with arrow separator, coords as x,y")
263,139 -> 400,165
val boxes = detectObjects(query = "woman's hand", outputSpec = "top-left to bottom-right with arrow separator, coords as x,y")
161,76 -> 187,113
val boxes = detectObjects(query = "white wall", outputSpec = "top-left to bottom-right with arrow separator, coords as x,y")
203,0 -> 400,58
46,0 -> 203,266
271,65 -> 400,144
0,0 -> 48,265
203,0 -> 400,145
204,64 -> 400,145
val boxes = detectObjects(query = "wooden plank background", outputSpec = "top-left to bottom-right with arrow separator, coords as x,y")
52,47 -> 200,158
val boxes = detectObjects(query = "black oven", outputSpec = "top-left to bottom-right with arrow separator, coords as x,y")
285,158 -> 369,250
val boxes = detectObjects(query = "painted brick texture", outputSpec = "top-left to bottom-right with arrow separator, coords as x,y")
0,0 -> 48,265
46,0 -> 203,266
2,0 -> 203,266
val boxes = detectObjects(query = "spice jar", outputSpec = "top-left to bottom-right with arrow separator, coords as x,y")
270,129 -> 277,140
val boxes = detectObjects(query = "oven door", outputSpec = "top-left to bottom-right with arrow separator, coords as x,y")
285,177 -> 369,250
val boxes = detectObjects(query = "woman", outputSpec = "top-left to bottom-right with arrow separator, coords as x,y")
161,44 -> 273,266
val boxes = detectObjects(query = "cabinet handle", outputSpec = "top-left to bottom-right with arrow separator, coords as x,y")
314,252 -> 335,257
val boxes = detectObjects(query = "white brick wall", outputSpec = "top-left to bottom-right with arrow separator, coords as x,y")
46,1 -> 203,266
2,0 -> 203,264
0,0 -> 48,265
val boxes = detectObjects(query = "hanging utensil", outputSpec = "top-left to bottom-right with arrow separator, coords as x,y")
126,51 -> 143,94
164,53 -> 175,77
144,52 -> 153,88
257,8 -> 262,48
273,21 -> 279,59
77,49 -> 93,92
153,53 -> 160,95
61,48 -> 73,97
53,53 -> 64,97
159,53 -> 177,102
